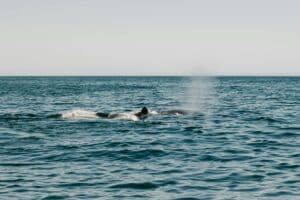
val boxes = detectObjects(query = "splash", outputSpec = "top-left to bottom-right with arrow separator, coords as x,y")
60,109 -> 152,121
61,109 -> 98,120
108,112 -> 139,121
111,109 -> 158,121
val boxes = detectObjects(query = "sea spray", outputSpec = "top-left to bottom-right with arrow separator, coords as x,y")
181,76 -> 217,115
61,109 -> 99,119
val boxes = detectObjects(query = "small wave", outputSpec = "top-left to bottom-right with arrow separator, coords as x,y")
0,113 -> 40,120
47,113 -> 62,119
41,195 -> 69,200
250,116 -> 286,123
263,191 -> 295,197
84,148 -> 166,161
110,179 -> 176,190
110,182 -> 158,189
274,163 -> 300,170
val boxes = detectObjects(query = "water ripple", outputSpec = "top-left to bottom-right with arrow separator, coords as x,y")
0,77 -> 299,199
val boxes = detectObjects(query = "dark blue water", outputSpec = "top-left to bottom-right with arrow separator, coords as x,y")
0,77 -> 299,199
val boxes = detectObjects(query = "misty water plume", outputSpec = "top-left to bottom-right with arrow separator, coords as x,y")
180,76 -> 217,115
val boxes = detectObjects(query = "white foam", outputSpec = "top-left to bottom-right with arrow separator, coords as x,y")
149,110 -> 159,115
109,112 -> 139,121
61,108 -> 157,121
61,109 -> 98,120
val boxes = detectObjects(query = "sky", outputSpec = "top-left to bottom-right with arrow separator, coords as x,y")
0,0 -> 300,76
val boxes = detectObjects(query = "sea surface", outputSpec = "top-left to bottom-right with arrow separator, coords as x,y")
0,77 -> 299,200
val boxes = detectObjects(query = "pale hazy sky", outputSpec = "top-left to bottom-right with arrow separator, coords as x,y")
0,0 -> 300,75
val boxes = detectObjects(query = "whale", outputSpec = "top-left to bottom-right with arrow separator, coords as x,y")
134,107 -> 149,119
60,107 -> 194,121
96,107 -> 149,120
159,109 -> 191,115
96,107 -> 192,119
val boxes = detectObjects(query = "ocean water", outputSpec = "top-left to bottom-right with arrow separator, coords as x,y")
0,76 -> 299,200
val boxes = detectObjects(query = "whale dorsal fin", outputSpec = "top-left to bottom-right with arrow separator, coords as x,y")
141,107 -> 148,114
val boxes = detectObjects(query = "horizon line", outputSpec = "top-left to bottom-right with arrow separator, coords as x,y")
0,74 -> 299,77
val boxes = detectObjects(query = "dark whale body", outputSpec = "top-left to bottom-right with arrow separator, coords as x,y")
95,107 -> 194,120
160,109 -> 191,115
96,107 -> 149,120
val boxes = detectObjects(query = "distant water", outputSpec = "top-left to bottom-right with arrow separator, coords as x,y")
0,77 -> 299,200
